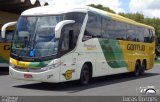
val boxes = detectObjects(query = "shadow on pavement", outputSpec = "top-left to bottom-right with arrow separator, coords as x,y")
0,67 -> 9,76
13,72 -> 160,93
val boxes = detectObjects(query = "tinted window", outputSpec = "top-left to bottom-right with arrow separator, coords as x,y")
64,12 -> 85,47
5,30 -> 14,42
113,21 -> 127,40
64,12 -> 86,24
102,19 -> 127,40
102,18 -> 114,38
144,28 -> 150,42
101,18 -> 107,38
0,30 -> 14,42
84,12 -> 102,40
136,27 -> 144,42
126,24 -> 136,41
151,29 -> 155,42
0,32 -> 3,42
148,29 -> 155,43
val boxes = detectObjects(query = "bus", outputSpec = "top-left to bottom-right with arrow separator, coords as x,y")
4,5 -> 155,85
0,23 -> 16,67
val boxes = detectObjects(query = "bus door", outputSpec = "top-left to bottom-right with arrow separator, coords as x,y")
59,25 -> 78,81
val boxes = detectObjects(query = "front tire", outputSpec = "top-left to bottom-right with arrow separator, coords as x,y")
80,64 -> 91,85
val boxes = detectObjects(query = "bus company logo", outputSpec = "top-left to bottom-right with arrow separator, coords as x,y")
136,86 -> 159,96
84,44 -> 97,50
127,44 -> 145,51
63,70 -> 75,80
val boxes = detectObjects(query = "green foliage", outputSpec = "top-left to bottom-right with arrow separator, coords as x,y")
88,4 -> 116,14
119,12 -> 144,23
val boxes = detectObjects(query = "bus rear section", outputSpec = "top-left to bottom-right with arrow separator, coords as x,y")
0,26 -> 15,67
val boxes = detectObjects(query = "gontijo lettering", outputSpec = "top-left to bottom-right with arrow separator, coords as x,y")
127,44 -> 145,51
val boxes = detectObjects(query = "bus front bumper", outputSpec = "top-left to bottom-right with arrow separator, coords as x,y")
9,66 -> 60,83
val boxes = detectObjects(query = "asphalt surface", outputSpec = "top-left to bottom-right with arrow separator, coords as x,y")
0,65 -> 160,96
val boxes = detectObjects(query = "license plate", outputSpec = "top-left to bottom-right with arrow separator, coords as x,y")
24,74 -> 33,78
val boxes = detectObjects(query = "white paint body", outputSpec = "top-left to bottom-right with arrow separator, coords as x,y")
9,5 -> 128,83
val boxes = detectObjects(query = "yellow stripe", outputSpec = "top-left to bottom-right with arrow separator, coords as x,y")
107,12 -> 154,29
10,58 -> 30,68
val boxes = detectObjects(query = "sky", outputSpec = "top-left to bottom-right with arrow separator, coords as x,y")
33,0 -> 160,18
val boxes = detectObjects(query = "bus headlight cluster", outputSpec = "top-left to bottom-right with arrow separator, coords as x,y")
40,65 -> 54,71
40,59 -> 62,71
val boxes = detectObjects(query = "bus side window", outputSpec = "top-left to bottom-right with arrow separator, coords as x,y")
126,25 -> 136,41
0,32 -> 2,42
149,29 -> 155,43
83,12 -> 101,41
5,30 -> 15,42
0,31 -> 5,42
64,12 -> 85,45
144,28 -> 150,43
102,18 -> 111,39
137,27 -> 144,42
152,29 -> 155,42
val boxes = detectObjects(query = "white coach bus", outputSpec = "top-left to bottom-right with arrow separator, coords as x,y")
4,5 -> 155,85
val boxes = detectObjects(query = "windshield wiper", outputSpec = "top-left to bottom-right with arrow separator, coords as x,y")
31,18 -> 39,50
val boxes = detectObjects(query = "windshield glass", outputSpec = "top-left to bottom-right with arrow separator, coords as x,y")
11,12 -> 86,60
12,15 -> 63,58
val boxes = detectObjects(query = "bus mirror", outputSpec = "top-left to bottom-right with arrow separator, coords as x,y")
55,20 -> 75,38
1,21 -> 17,38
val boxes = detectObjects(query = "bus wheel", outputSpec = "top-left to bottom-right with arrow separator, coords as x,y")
134,61 -> 141,76
140,61 -> 146,75
80,64 -> 90,85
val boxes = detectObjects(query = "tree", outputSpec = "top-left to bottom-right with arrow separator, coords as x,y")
88,4 -> 116,14
119,12 -> 144,23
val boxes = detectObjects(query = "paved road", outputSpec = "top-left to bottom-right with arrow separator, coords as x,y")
0,65 -> 160,96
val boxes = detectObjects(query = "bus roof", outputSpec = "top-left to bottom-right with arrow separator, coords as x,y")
21,5 -> 154,29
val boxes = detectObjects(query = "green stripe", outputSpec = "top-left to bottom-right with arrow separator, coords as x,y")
0,56 -> 8,63
99,39 -> 128,68
28,60 -> 51,68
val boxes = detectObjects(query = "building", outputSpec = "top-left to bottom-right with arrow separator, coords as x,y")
0,0 -> 47,28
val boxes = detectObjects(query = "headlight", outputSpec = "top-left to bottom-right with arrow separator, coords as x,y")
40,65 -> 55,71
40,59 -> 62,71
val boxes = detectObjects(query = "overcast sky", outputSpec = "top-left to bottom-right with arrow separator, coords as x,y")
34,0 -> 160,18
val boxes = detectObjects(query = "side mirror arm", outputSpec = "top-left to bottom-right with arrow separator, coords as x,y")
55,20 -> 75,38
1,21 -> 17,38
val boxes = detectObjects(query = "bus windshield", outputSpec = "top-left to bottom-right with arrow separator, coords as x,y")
12,15 -> 63,58
11,12 -> 86,59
